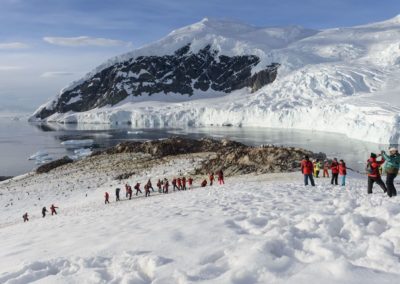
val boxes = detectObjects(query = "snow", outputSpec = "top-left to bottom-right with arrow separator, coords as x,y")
65,95 -> 82,105
1,152 -> 400,283
32,16 -> 400,145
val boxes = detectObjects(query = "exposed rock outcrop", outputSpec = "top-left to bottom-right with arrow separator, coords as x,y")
36,156 -> 74,174
92,137 -> 326,176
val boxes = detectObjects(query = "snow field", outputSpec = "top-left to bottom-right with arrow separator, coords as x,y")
1,153 -> 400,283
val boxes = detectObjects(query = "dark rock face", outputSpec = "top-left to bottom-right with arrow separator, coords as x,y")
36,156 -> 74,174
0,176 -> 13,182
34,44 -> 279,119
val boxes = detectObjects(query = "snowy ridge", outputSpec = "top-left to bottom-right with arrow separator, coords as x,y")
32,16 -> 400,144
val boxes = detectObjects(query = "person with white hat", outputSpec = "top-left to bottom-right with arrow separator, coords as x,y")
381,147 -> 400,197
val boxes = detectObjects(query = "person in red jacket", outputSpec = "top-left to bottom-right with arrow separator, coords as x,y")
134,183 -> 142,196
209,173 -> 214,186
127,185 -> 133,200
157,179 -> 162,193
323,161 -> 330,178
50,204 -> 58,215
331,158 -> 339,185
104,192 -> 110,204
367,153 -> 387,194
301,155 -> 315,186
218,170 -> 224,185
339,159 -> 347,186
144,184 -> 151,197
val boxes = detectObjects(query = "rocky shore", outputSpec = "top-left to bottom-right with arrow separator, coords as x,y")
35,137 -> 326,177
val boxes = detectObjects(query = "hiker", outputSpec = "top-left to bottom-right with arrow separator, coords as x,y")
23,212 -> 29,222
157,179 -> 162,193
50,204 -> 58,215
164,179 -> 169,194
105,192 -> 110,204
147,179 -> 155,192
172,178 -> 179,191
331,158 -> 339,185
381,147 -> 400,197
323,160 -> 330,178
42,206 -> 48,218
134,183 -> 142,196
301,155 -> 315,186
127,186 -> 133,200
188,177 -> 193,189
125,184 -> 131,198
218,170 -> 224,185
201,179 -> 207,187
367,153 -> 387,194
314,159 -> 321,178
182,177 -> 187,190
209,173 -> 214,186
145,184 -> 151,197
177,178 -> 182,190
115,188 -> 121,201
339,159 -> 347,186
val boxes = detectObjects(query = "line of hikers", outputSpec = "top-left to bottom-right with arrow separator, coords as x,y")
22,204 -> 58,222
104,170 -> 225,204
301,147 -> 400,197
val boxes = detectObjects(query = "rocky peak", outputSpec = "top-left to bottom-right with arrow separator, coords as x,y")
33,43 -> 279,120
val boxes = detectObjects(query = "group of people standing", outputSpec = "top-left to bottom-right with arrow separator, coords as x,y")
301,147 -> 400,198
301,157 -> 347,187
104,170 -> 225,204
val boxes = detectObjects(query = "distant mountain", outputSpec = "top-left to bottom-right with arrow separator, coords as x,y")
31,16 -> 400,144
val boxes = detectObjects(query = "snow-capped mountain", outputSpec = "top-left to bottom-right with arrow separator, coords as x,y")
31,16 -> 400,144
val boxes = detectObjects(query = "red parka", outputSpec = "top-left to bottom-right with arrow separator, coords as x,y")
301,159 -> 313,175
331,161 -> 339,174
367,157 -> 385,178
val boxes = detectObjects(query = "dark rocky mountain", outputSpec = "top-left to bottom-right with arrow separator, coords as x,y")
34,43 -> 279,120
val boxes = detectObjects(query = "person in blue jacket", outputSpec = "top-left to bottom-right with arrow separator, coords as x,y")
381,147 -> 400,197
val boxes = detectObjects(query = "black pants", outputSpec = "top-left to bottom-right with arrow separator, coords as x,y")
116,193 -> 120,201
304,174 -> 315,186
145,190 -> 150,197
386,173 -> 398,197
368,176 -> 387,194
331,173 -> 338,185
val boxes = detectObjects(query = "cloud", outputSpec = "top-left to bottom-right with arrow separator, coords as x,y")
43,36 -> 132,47
0,65 -> 25,71
0,42 -> 29,49
40,71 -> 76,78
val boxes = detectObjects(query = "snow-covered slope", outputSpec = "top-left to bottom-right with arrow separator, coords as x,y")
31,16 -> 400,144
1,155 -> 400,283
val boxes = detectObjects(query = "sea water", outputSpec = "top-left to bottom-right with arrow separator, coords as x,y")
0,115 -> 392,176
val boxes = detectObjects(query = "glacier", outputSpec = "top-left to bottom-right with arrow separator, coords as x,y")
31,16 -> 400,144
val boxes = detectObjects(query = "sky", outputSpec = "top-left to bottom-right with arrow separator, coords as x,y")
0,0 -> 399,112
